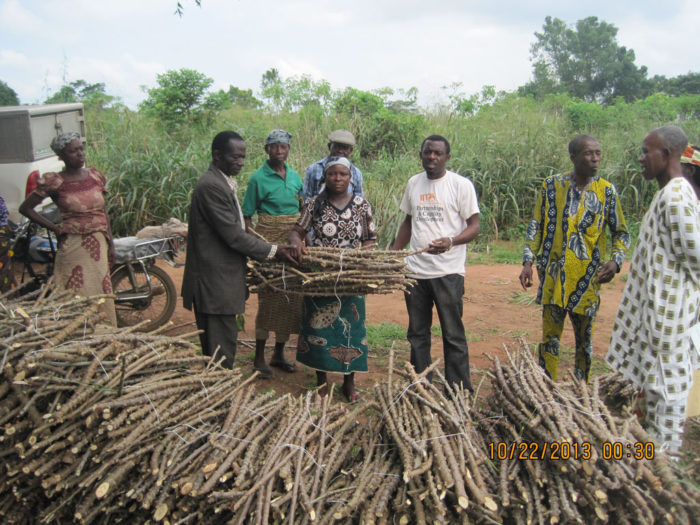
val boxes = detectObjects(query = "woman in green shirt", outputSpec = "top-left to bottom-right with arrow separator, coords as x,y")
242,129 -> 304,378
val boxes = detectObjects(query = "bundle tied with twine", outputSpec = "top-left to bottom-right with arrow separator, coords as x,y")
246,228 -> 424,296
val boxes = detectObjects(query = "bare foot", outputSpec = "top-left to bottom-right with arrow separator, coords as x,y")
342,383 -> 359,402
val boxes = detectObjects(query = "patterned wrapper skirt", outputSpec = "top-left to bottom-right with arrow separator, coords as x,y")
296,295 -> 368,374
254,213 -> 302,338
55,232 -> 117,326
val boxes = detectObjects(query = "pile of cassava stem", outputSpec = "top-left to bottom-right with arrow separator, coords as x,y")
247,247 -> 419,296
0,289 -> 698,524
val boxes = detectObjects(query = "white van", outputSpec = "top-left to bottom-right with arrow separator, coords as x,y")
0,103 -> 85,223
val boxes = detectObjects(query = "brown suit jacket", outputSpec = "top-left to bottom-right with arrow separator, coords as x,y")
181,164 -> 271,315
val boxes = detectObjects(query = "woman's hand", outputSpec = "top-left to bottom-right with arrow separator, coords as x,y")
288,226 -> 308,254
19,193 -> 61,234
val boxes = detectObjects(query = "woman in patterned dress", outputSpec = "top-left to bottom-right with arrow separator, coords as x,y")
289,157 -> 376,401
0,194 -> 16,293
19,132 -> 117,325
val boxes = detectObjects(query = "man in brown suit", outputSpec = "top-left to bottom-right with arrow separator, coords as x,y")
182,131 -> 301,370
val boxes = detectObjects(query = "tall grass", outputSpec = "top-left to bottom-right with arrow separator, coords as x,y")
86,94 -> 700,247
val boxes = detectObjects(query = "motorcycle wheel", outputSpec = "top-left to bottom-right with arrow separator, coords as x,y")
111,264 -> 177,332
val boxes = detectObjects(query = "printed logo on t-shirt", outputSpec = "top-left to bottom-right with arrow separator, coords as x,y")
416,193 -> 444,223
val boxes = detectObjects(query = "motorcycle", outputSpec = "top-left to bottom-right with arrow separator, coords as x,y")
10,211 -> 182,332
111,236 -> 181,331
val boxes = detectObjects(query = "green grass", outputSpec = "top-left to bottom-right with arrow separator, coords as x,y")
469,240 -> 524,264
509,291 -> 537,306
366,322 -> 408,356
465,328 -> 485,342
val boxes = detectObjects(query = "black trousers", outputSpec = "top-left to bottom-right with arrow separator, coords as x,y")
404,274 -> 473,392
193,303 -> 238,369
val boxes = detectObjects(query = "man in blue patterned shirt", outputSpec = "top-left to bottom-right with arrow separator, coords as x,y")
303,130 -> 364,200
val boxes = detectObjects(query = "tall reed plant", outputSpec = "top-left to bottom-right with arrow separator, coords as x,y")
85,94 -> 699,247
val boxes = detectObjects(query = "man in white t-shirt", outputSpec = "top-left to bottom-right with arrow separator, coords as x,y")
391,135 -> 480,391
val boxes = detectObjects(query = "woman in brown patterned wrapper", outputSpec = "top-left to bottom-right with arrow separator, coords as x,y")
19,132 -> 117,325
289,157 -> 376,401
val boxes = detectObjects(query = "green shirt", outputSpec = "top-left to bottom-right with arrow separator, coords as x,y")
241,161 -> 303,216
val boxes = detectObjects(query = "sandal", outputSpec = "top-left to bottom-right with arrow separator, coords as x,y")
317,383 -> 329,398
342,387 -> 360,403
252,366 -> 272,379
269,358 -> 296,373
346,391 -> 360,402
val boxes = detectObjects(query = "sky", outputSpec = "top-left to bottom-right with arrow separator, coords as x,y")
1,0 -> 698,109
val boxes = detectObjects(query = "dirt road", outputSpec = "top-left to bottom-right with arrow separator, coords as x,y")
162,261 -> 628,398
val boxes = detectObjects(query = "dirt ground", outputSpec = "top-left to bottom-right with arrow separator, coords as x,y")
161,259 -> 629,396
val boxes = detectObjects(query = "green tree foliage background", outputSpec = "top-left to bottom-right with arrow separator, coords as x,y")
44,79 -> 116,110
139,69 -> 225,125
520,16 -> 651,103
0,80 -> 20,106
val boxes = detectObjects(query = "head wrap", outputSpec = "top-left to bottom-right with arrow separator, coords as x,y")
50,132 -> 81,155
681,144 -> 700,167
265,129 -> 292,145
323,156 -> 351,174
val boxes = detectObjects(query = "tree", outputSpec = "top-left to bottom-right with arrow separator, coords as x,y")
140,68 -> 215,124
650,72 -> 700,96
225,86 -> 262,109
259,69 -> 332,112
521,16 -> 649,104
260,68 -> 284,110
45,80 -> 115,108
0,80 -> 19,106
443,83 -> 501,116
374,87 -> 419,113
333,88 -> 384,117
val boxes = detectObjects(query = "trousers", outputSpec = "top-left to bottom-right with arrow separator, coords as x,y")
404,274 -> 472,392
193,303 -> 238,369
538,304 -> 593,382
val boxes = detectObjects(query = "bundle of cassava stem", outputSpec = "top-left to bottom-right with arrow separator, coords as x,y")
247,247 -> 419,296
480,343 -> 699,525
0,288 -> 370,524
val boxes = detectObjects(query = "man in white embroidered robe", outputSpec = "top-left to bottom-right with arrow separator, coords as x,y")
606,126 -> 700,452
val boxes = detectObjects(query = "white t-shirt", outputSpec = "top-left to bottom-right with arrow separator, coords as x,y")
399,170 -> 480,278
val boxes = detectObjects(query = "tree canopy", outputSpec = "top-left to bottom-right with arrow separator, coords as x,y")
259,68 -> 333,112
139,68 -> 224,124
45,80 -> 116,109
0,80 -> 19,106
521,16 -> 649,104
650,72 -> 700,96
